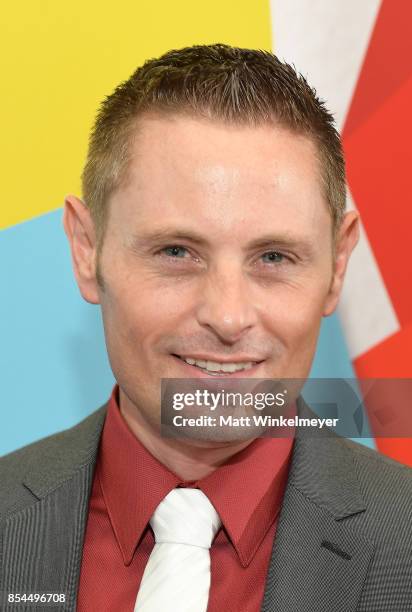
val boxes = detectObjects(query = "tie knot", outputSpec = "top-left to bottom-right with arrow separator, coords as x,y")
150,488 -> 221,549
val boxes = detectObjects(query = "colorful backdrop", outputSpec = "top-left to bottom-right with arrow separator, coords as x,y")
1,0 -> 410,464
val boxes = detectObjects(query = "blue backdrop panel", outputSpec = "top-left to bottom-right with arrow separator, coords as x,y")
1,211 -> 114,456
0,210 -> 374,456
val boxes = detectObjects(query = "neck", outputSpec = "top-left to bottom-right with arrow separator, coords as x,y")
119,388 -> 254,481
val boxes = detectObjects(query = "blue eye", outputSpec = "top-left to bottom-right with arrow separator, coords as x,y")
262,251 -> 285,263
163,246 -> 188,258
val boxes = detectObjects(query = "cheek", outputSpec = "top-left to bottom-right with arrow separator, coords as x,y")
262,287 -> 324,378
261,277 -> 329,346
101,276 -> 189,355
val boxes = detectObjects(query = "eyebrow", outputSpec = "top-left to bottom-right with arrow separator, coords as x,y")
130,229 -> 209,248
129,228 -> 316,256
245,234 -> 314,254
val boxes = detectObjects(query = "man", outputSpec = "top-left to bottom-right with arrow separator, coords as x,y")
1,44 -> 411,611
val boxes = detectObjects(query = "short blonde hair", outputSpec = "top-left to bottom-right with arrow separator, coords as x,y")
82,44 -> 346,254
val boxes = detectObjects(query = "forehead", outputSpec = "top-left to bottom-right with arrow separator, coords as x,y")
110,113 -> 330,240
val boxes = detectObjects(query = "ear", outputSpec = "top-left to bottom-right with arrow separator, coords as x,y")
63,195 -> 100,304
323,210 -> 360,317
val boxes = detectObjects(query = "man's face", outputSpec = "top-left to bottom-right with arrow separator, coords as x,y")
67,114 -> 357,432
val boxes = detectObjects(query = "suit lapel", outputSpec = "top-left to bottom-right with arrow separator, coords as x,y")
2,464 -> 95,611
1,399 -> 374,611
261,400 -> 374,612
1,405 -> 107,612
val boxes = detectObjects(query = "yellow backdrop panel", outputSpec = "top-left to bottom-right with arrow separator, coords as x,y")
0,0 -> 272,230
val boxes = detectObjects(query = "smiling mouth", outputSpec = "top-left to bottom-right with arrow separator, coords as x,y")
173,354 -> 263,376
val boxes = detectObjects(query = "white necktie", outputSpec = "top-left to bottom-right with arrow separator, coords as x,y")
134,488 -> 221,612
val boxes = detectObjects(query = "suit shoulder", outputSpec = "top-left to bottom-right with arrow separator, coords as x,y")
342,437 -> 412,506
0,405 -> 107,474
0,405 -> 107,514
343,436 -> 412,473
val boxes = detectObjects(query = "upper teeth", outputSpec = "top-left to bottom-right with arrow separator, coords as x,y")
181,357 -> 255,373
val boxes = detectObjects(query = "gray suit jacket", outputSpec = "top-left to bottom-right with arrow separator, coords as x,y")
0,399 -> 411,611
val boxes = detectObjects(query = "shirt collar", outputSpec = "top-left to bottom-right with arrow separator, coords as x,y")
199,434 -> 293,567
98,384 -> 294,567
98,386 -> 181,565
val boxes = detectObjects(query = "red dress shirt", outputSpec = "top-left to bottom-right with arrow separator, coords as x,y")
77,385 -> 294,611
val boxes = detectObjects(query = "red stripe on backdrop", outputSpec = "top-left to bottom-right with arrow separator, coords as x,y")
343,0 -> 412,465
344,74 -> 412,326
354,324 -> 412,466
343,0 -> 412,139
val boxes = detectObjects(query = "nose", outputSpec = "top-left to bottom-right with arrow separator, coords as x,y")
195,262 -> 258,344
